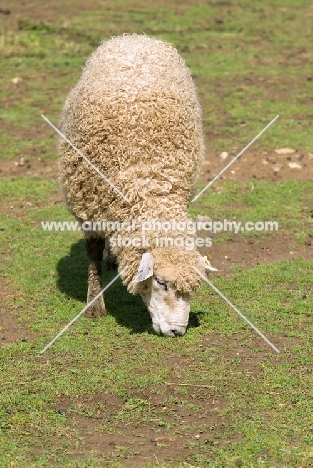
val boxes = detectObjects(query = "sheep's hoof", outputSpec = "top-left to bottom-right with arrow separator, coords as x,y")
85,288 -> 107,318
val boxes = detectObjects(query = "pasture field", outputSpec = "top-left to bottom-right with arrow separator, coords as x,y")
0,0 -> 313,467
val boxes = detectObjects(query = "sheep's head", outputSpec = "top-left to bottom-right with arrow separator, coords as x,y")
132,250 -> 210,337
140,274 -> 191,337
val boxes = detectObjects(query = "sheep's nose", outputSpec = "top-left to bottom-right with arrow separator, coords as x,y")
171,328 -> 184,337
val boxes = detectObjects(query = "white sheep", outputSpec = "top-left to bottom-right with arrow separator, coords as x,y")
58,34 -> 209,336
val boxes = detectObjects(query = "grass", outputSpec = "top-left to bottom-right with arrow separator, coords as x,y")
1,0 -> 313,159
1,0 -> 313,466
191,179 -> 313,241
0,174 -> 312,466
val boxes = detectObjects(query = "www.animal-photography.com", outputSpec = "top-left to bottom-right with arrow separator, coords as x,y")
0,1 -> 312,467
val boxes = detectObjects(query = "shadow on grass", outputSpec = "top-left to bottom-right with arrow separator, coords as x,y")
57,239 -> 200,334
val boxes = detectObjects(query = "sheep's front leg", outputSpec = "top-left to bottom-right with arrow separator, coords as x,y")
85,236 -> 106,318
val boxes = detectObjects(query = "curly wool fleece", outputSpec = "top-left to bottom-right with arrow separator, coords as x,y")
59,34 -> 206,294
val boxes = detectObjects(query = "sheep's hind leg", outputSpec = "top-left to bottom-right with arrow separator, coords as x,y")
85,236 -> 106,318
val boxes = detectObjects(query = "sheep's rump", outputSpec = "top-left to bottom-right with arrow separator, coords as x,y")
58,34 -> 204,225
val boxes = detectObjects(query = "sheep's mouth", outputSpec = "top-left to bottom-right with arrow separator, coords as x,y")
156,322 -> 187,337
163,328 -> 185,337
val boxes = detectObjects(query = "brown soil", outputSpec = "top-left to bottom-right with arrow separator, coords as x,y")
45,388 -> 230,467
0,281 -> 32,345
0,157 -> 58,180
203,233 -> 313,276
200,149 -> 313,183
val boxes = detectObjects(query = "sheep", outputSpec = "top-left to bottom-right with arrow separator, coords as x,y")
58,33 -> 209,337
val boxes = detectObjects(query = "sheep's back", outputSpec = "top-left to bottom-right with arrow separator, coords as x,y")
58,34 -> 204,223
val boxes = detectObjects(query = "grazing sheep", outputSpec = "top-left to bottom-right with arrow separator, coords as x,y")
58,34 -> 209,337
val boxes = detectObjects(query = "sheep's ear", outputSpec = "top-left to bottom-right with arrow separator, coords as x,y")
134,252 -> 154,282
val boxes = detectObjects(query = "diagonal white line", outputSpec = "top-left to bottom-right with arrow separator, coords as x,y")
193,267 -> 280,354
191,115 -> 279,203
41,114 -> 130,203
39,267 -> 127,354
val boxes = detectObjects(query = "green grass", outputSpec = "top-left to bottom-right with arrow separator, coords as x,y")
1,0 -> 313,466
191,179 -> 313,241
0,175 -> 312,467
1,0 -> 313,159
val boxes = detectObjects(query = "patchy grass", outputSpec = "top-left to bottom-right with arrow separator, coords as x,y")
1,0 -> 313,466
191,179 -> 313,241
0,174 -> 313,466
1,0 -> 313,160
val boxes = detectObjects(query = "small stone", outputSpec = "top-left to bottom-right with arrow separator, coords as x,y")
219,151 -> 228,160
196,214 -> 211,223
124,404 -> 135,410
273,163 -> 283,172
288,162 -> 302,169
275,148 -> 295,155
57,408 -> 66,414
235,460 -> 243,467
304,239 -> 312,246
11,77 -> 22,84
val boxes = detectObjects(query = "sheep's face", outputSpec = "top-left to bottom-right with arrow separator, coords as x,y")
141,276 -> 190,337
134,252 -> 190,337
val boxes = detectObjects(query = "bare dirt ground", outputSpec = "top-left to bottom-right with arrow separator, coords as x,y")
46,383 -> 231,468
0,282 -> 30,344
201,149 -> 313,183
0,157 -> 59,180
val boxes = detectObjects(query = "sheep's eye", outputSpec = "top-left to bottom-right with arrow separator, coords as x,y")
155,277 -> 168,291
